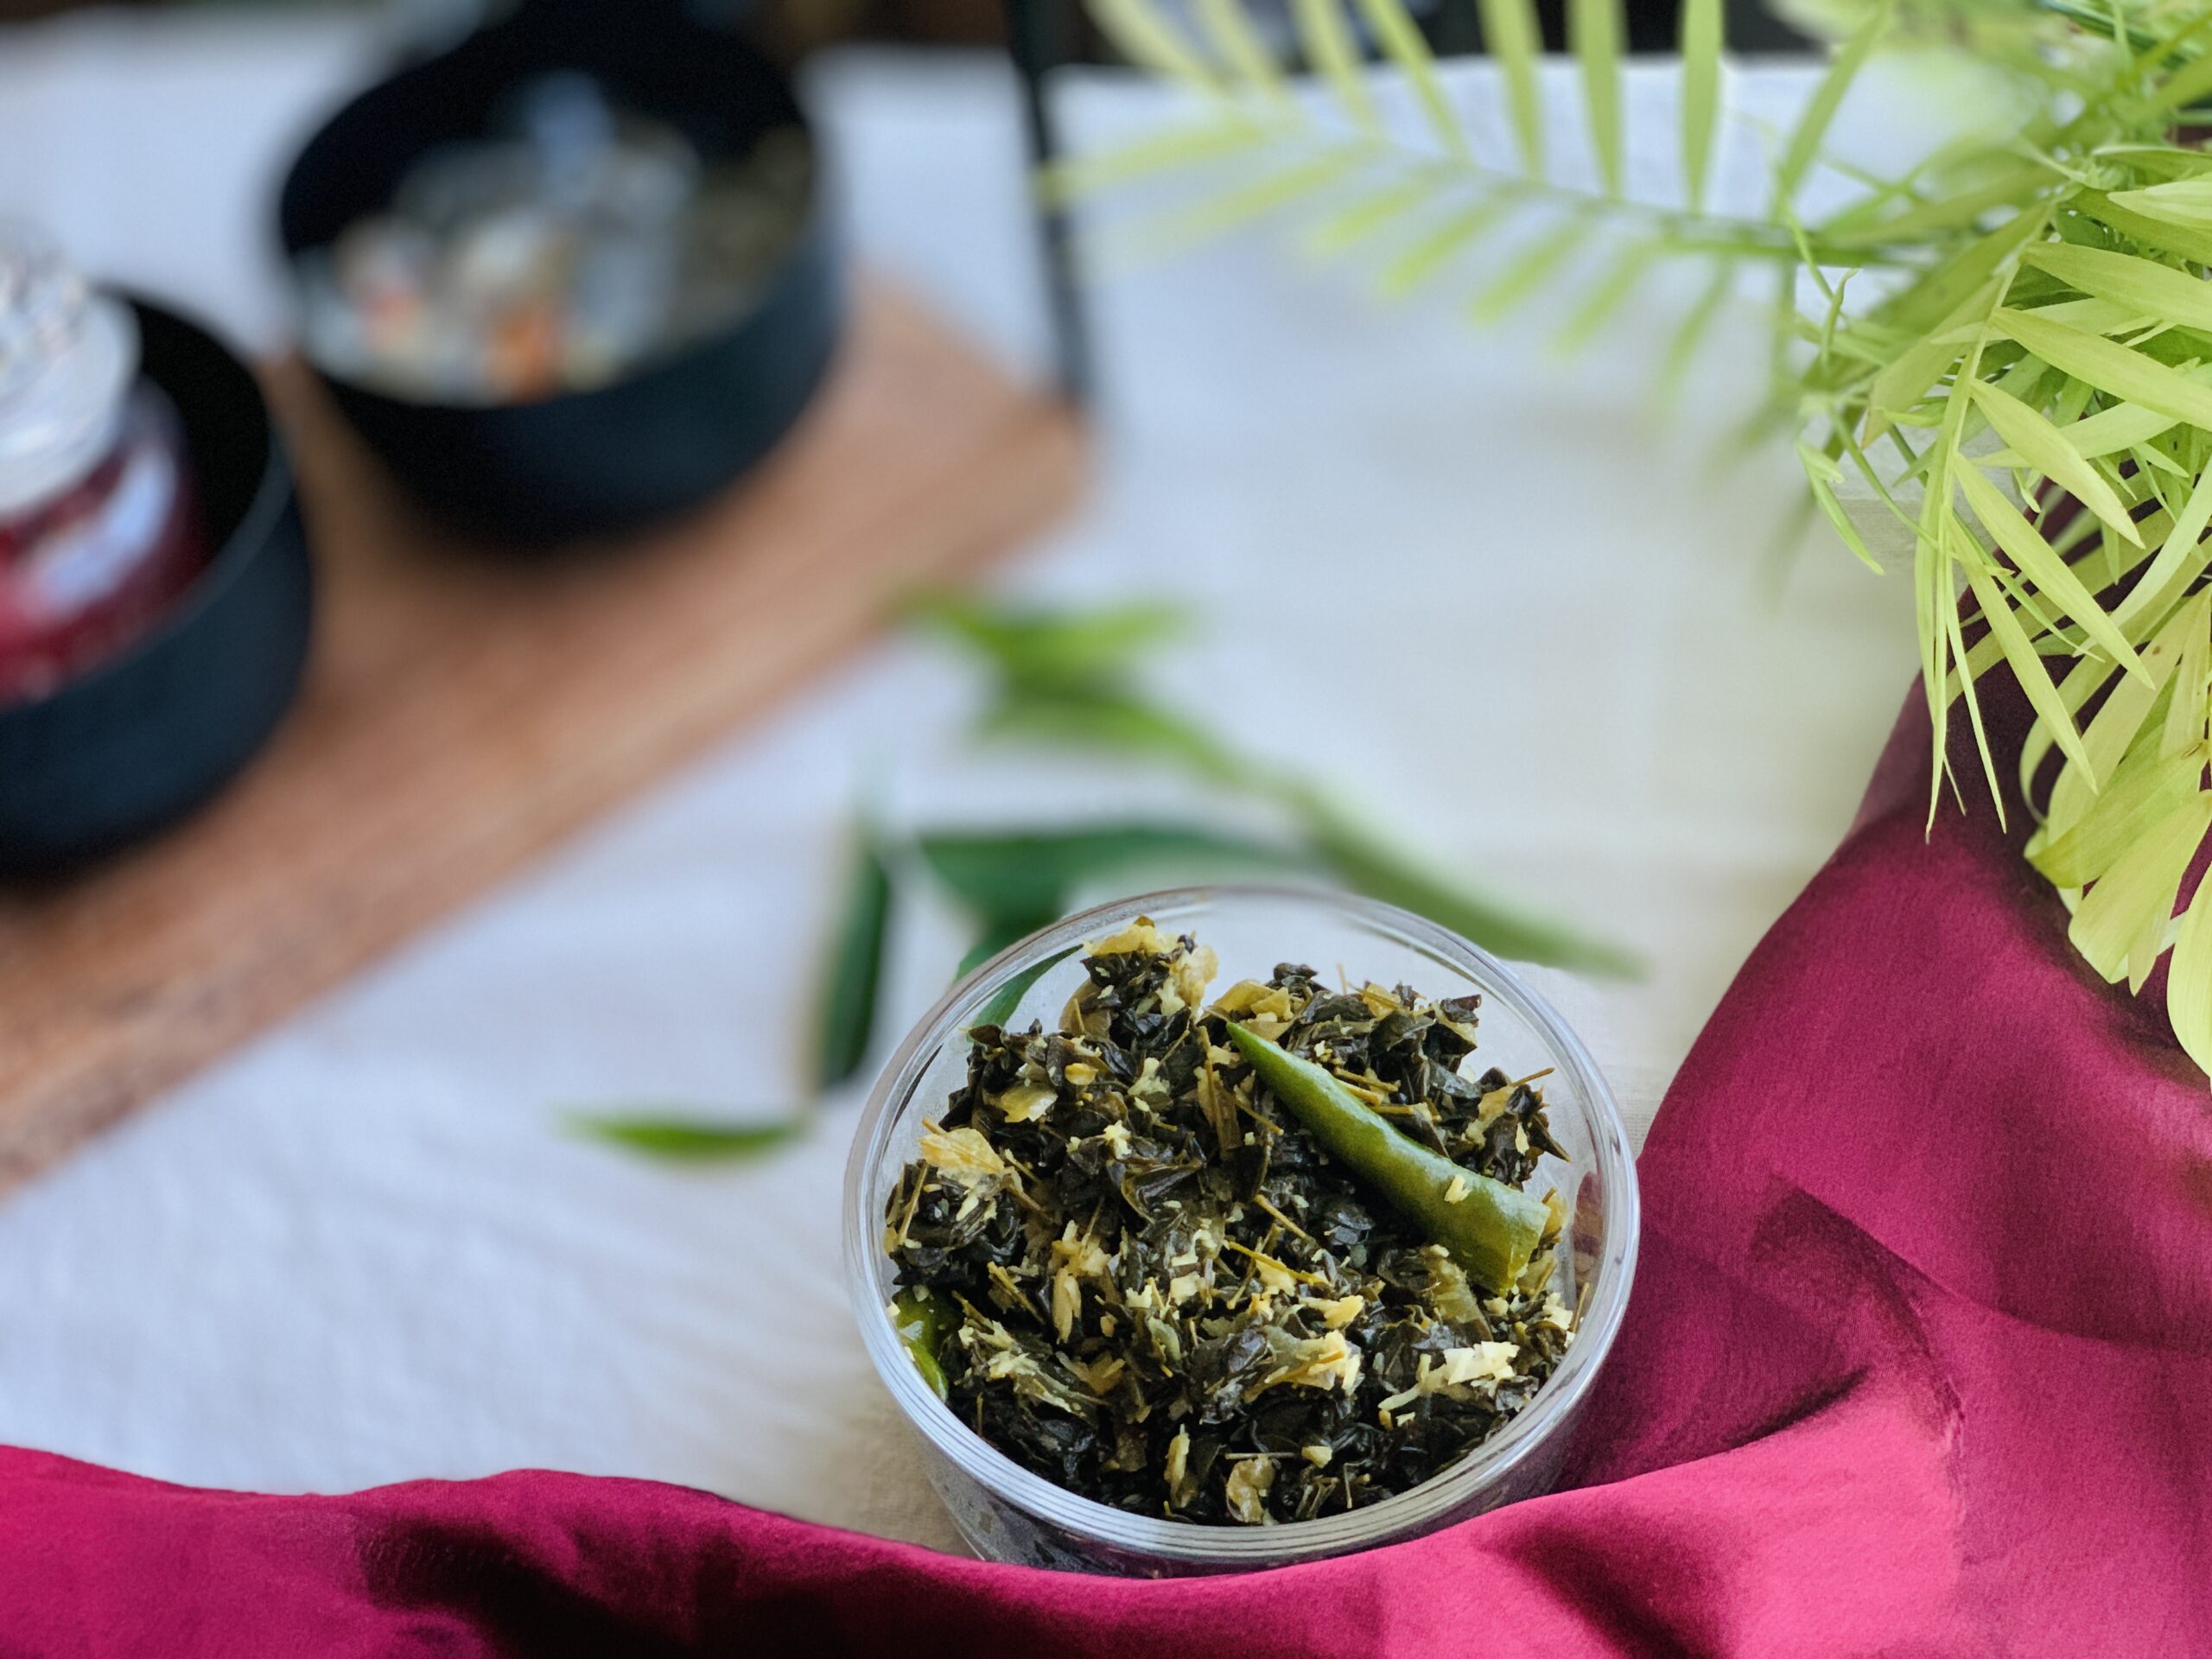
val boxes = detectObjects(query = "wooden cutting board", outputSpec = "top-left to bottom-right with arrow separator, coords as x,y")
0,281 -> 1085,1192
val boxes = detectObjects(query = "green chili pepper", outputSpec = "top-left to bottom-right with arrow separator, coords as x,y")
890,1287 -> 955,1399
1224,1022 -> 1550,1290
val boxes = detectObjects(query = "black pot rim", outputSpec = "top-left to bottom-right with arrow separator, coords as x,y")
277,29 -> 828,417
3,291 -> 293,716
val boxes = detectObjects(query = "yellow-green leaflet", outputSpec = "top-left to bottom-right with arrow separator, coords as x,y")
1964,378 -> 2144,548
1351,0 -> 1470,162
1376,195 -> 1516,298
2048,597 -> 2204,834
1984,395 -> 2177,467
1103,146 -> 1368,269
1556,239 -> 1662,353
2031,746 -> 2205,887
1954,461 -> 2146,677
2163,607 -> 2212,758
1569,0 -> 1624,198
2069,792 -> 2212,982
2107,178 -> 2212,232
2076,192 -> 2212,272
2022,244 -> 2212,336
1468,219 -> 1588,324
1478,0 -> 1545,177
1292,0 -> 1376,134
1090,0 -> 1224,92
1967,562 -> 2094,779
2120,467 -> 2212,633
1306,174 -> 1440,255
1679,0 -> 1722,214
1776,0 -> 1891,207
1042,121 -> 1271,203
1194,0 -> 1287,99
2167,875 -> 2212,1073
1993,308 -> 2212,431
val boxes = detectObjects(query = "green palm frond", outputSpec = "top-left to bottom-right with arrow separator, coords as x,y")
1081,0 -> 2212,1075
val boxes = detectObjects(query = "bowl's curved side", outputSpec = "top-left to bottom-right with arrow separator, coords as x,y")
845,885 -> 1642,1575
276,20 -> 842,547
0,298 -> 314,870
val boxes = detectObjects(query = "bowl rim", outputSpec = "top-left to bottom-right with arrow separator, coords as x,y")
843,881 -> 1641,1567
0,291 -> 296,721
272,27 -> 833,415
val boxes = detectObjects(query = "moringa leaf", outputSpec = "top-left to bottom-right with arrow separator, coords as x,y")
569,1112 -> 807,1162
815,830 -> 894,1091
1679,0 -> 1723,214
1568,0 -> 1624,197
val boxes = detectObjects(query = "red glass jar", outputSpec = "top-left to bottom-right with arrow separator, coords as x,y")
0,225 -> 207,706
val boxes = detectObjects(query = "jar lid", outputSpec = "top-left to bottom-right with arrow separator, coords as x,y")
0,219 -> 137,519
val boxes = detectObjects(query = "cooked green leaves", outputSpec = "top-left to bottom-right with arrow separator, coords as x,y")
884,921 -> 1575,1525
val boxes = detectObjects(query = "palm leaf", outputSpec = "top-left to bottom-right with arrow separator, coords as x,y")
1679,0 -> 1724,214
1993,306 -> 2212,430
1478,0 -> 1546,177
1777,0 -> 1894,207
1090,0 -> 1225,92
1568,0 -> 1625,198
1351,0 -> 1471,162
2167,874 -> 2212,1071
1963,378 -> 2145,548
1292,0 -> 1378,133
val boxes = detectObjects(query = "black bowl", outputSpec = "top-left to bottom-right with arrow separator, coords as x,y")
0,297 -> 315,872
276,7 -> 842,547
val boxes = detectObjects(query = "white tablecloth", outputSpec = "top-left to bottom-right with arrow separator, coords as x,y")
0,12 -> 1927,1553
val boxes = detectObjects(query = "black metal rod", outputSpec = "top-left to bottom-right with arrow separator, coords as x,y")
1005,0 -> 1094,407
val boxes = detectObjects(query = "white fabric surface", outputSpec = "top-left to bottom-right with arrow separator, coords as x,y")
0,13 -> 1933,1552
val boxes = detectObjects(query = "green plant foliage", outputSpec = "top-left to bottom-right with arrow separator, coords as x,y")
566,1112 -> 808,1161
1077,0 -> 2212,1076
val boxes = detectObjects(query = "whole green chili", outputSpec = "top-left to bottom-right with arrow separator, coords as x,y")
1224,1021 -> 1550,1290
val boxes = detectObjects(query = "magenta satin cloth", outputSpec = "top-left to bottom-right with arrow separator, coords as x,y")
7,694 -> 2211,1656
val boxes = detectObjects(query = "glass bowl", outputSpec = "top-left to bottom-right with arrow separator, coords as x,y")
843,885 -> 1638,1575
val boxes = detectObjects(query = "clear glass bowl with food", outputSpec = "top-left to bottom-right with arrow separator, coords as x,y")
844,885 -> 1638,1575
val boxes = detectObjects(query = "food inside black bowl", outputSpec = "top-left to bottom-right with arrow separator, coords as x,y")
278,3 -> 840,546
0,226 -> 312,870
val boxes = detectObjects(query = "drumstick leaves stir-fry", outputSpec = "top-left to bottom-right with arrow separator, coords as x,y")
883,919 -> 1575,1525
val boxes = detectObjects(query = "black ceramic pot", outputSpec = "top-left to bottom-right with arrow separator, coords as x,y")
0,297 -> 315,872
276,2 -> 842,547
